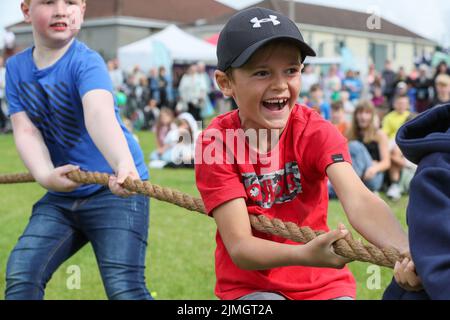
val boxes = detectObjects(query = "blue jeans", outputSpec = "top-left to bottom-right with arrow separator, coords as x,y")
150,148 -> 174,162
348,141 -> 384,191
5,187 -> 152,300
329,141 -> 384,198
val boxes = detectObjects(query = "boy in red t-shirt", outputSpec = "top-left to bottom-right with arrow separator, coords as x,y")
195,7 -> 421,300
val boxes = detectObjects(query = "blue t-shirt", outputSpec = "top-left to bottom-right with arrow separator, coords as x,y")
342,77 -> 362,101
6,39 -> 148,197
306,101 -> 331,120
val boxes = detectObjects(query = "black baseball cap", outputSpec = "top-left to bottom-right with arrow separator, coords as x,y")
217,7 -> 316,72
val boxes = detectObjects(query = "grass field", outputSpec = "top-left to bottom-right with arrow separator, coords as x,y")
0,130 -> 409,300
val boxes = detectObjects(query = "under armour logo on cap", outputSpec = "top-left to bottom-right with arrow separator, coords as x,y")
250,15 -> 281,28
216,7 -> 316,71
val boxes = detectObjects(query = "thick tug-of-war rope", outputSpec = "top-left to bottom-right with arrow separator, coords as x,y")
0,171 -> 404,268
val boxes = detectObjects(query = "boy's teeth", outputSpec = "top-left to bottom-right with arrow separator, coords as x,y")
262,98 -> 288,110
265,99 -> 286,103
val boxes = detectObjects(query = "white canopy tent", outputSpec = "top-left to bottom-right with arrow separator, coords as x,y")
118,25 -> 217,72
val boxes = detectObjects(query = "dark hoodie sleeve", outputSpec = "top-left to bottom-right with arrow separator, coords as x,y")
407,152 -> 450,299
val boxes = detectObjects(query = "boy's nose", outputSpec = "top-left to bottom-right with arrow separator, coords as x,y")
270,74 -> 288,92
53,0 -> 69,17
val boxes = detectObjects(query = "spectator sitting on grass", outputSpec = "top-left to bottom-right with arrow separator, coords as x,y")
329,100 -> 390,198
150,107 -> 176,162
382,95 -> 413,200
149,112 -> 199,168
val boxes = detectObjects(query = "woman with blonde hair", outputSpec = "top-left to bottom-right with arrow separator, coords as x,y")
346,100 -> 391,192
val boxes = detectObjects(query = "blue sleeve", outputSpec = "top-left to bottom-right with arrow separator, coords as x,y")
322,102 -> 331,120
5,59 -> 24,116
407,154 -> 450,299
75,52 -> 113,99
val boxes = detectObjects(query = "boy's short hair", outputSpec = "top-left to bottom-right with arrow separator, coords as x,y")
216,7 -> 316,72
436,74 -> 450,86
24,0 -> 86,4
394,94 -> 410,102
309,84 -> 322,93
331,101 -> 344,112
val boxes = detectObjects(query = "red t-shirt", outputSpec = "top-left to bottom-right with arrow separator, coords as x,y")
195,104 -> 356,300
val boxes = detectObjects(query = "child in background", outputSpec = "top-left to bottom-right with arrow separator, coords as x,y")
342,70 -> 363,103
150,107 -> 177,163
143,98 -> 160,131
308,84 -> 331,120
431,74 -> 450,107
382,95 -> 411,140
340,90 -> 355,122
347,101 -> 391,193
371,84 -> 388,123
330,101 -> 349,136
382,95 -> 412,200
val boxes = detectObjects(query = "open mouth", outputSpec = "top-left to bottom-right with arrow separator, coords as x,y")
262,98 -> 289,112
50,22 -> 68,29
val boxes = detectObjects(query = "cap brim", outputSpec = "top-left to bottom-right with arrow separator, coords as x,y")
230,36 -> 316,69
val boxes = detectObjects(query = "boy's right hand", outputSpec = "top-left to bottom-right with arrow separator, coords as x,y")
38,165 -> 82,193
301,223 -> 352,269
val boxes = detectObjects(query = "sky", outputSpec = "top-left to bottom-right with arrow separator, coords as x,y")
1,0 -> 449,48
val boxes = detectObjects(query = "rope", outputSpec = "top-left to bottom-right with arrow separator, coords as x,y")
0,170 -> 403,268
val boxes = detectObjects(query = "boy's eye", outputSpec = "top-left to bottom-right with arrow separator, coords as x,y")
253,70 -> 269,77
287,68 -> 300,75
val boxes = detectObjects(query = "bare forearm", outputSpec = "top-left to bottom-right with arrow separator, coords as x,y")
230,236 -> 315,270
86,116 -> 135,171
83,90 -> 136,173
347,194 -> 408,254
13,126 -> 54,183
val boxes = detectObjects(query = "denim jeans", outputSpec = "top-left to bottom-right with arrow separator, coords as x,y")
5,187 -> 153,300
348,141 -> 384,192
329,141 -> 384,198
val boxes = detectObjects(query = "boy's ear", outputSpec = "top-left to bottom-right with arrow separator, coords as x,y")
21,2 -> 31,24
215,70 -> 233,98
80,1 -> 87,22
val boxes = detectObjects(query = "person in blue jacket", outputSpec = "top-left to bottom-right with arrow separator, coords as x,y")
383,103 -> 450,300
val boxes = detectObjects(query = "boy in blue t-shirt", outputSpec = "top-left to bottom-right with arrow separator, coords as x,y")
5,0 -> 152,299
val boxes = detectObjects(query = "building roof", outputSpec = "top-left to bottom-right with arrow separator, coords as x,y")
9,0 -> 236,28
204,0 -> 430,41
84,0 -> 236,24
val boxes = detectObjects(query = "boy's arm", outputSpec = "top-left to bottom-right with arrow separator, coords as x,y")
327,162 -> 422,291
327,161 -> 407,252
213,198 -> 351,270
82,89 -> 138,196
11,112 -> 80,192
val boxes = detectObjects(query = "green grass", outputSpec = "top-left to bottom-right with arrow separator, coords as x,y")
0,131 -> 408,300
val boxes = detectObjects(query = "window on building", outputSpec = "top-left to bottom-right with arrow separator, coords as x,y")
318,42 -> 325,57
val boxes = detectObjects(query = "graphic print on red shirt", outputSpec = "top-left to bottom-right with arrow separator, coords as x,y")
243,161 -> 302,208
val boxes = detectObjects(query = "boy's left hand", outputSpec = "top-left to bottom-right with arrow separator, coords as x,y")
394,257 -> 423,292
109,163 -> 139,197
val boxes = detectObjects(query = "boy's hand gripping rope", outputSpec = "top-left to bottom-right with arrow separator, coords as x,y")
0,170 -> 405,268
